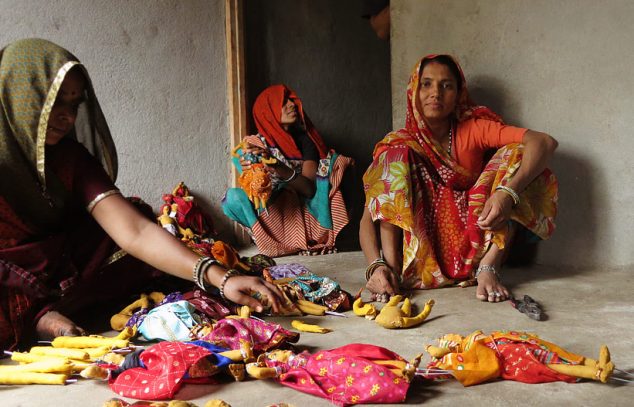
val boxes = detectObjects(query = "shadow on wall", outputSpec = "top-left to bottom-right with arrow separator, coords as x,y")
470,76 -> 601,268
469,74 -> 521,125
540,151 -> 601,268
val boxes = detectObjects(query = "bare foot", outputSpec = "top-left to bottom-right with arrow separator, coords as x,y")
475,266 -> 510,303
36,311 -> 86,341
366,266 -> 399,303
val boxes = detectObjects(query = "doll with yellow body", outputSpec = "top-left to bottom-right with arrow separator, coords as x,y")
422,330 -> 615,386
353,292 -> 435,329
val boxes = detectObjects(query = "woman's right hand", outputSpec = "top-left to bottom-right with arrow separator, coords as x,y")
239,143 -> 270,171
365,266 -> 400,302
222,275 -> 284,313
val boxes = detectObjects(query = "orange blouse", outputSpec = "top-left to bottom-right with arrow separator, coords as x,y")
454,118 -> 527,174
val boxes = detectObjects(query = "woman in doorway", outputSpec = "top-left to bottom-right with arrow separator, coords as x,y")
223,85 -> 353,257
360,54 -> 558,302
0,39 -> 283,350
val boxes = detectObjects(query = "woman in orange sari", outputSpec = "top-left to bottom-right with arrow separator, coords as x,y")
360,55 -> 558,302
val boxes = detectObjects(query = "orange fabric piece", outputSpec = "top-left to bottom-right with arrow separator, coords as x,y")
454,118 -> 527,174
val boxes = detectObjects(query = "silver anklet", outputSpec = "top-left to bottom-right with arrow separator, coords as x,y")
475,264 -> 499,279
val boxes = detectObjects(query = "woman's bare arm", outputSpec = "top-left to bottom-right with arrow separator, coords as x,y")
505,130 -> 558,193
91,194 -> 282,311
477,130 -> 558,230
274,159 -> 317,198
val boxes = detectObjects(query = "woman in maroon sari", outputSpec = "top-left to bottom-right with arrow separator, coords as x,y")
0,39 -> 282,350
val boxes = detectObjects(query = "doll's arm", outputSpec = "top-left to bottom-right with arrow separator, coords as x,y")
400,299 -> 435,328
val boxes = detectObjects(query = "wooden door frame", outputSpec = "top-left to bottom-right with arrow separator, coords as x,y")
225,0 -> 250,244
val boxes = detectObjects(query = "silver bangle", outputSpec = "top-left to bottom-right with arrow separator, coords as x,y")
281,168 -> 300,183
495,185 -> 520,206
219,269 -> 241,300
193,256 -> 217,291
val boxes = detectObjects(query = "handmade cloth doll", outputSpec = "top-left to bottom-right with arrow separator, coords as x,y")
137,301 -> 201,342
102,399 -> 233,407
87,341 -> 251,400
353,295 -> 435,329
158,182 -> 216,256
423,330 -> 615,386
157,183 -> 276,275
162,182 -> 215,237
198,314 -> 299,353
111,292 -> 182,331
110,292 -> 166,330
232,139 -> 278,212
111,291 -> 234,333
263,263 -> 352,312
181,289 -> 233,321
245,343 -> 422,406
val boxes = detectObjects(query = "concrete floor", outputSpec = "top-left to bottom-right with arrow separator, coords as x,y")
3,251 -> 633,407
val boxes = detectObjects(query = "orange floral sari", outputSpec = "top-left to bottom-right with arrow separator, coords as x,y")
363,55 -> 558,289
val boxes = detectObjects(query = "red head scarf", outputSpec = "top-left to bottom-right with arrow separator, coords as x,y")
252,84 -> 328,160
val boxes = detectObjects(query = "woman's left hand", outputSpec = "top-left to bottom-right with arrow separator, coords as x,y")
477,191 -> 514,230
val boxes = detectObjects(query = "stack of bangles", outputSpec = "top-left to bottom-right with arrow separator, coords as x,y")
495,185 -> 520,206
365,258 -> 402,285
192,256 -> 241,300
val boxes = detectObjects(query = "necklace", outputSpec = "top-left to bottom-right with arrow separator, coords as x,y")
447,125 -> 453,156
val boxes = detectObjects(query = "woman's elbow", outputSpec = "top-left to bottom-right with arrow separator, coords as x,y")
526,130 -> 558,153
543,133 -> 558,153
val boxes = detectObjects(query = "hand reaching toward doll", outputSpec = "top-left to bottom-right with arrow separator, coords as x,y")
222,275 -> 284,314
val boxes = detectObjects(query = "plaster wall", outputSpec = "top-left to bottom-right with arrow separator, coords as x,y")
0,0 -> 233,234
391,0 -> 634,267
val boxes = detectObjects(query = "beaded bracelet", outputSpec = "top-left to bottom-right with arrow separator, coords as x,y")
193,256 -> 218,291
219,268 -> 241,300
495,185 -> 520,206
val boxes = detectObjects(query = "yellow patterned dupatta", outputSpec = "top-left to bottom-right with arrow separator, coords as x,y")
363,55 -> 557,289
0,38 -> 116,235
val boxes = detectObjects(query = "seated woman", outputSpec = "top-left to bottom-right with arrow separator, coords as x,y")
360,54 -> 558,303
223,85 -> 353,257
0,39 -> 283,350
